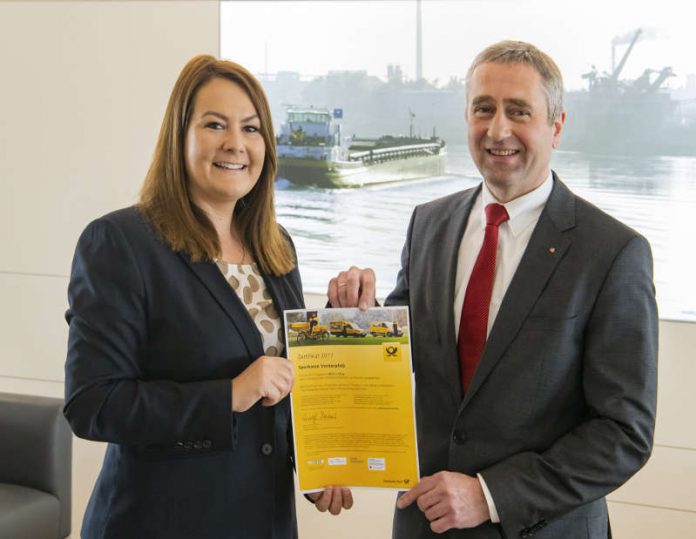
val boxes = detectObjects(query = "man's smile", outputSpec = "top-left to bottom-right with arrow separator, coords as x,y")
486,148 -> 520,156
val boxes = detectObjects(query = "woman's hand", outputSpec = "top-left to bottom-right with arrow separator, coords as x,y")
308,487 -> 354,515
231,355 -> 294,412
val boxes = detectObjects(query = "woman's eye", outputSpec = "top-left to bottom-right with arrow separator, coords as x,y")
205,121 -> 225,130
244,125 -> 260,133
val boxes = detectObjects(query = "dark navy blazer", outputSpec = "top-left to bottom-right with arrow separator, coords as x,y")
64,207 -> 304,539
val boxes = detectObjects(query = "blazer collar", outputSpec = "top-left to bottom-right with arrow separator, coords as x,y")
441,185 -> 482,353
179,253 -> 304,360
462,172 -> 576,406
260,266 -> 305,356
427,185 -> 481,406
178,254 -> 264,358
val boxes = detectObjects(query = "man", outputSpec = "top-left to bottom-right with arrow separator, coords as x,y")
309,311 -> 319,335
328,41 -> 657,538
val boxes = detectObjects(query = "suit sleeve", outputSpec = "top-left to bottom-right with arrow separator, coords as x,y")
64,218 -> 235,450
481,234 -> 658,535
385,208 -> 416,307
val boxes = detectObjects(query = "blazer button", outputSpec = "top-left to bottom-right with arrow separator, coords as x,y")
261,443 -> 273,456
452,429 -> 467,444
531,519 -> 547,532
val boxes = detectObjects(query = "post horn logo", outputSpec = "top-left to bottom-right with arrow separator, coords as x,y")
383,343 -> 401,361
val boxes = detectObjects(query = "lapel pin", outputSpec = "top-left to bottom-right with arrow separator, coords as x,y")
548,247 -> 556,254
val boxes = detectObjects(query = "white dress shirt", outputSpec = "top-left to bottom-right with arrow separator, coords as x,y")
452,173 -> 553,523
453,174 -> 553,339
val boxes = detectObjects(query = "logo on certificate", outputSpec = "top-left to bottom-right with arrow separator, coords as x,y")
368,457 -> 386,471
383,343 -> 401,362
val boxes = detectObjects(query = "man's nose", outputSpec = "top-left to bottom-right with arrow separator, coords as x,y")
487,112 -> 511,141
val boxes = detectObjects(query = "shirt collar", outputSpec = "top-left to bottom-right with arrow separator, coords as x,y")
480,172 -> 553,237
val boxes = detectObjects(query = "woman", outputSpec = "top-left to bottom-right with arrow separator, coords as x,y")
64,55 -> 349,539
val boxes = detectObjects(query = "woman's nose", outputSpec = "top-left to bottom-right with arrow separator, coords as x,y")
222,129 -> 245,152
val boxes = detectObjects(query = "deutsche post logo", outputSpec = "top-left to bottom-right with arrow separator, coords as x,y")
383,343 -> 401,362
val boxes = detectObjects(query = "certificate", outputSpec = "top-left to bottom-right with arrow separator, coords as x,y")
284,306 -> 419,492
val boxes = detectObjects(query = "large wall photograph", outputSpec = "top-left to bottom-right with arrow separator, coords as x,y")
222,0 -> 696,320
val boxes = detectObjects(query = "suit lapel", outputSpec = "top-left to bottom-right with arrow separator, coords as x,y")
462,175 -> 576,406
260,268 -> 305,357
434,186 -> 481,404
441,187 -> 481,347
178,254 -> 263,358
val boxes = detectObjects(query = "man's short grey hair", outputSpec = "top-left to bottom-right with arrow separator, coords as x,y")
465,40 -> 564,124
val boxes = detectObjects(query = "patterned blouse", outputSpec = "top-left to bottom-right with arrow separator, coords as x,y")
216,261 -> 284,357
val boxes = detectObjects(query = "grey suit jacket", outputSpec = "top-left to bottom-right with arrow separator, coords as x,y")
387,175 -> 658,539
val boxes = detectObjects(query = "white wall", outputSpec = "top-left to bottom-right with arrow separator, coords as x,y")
0,0 -> 220,399
0,1 -> 220,534
1,2 -> 694,538
607,320 -> 696,537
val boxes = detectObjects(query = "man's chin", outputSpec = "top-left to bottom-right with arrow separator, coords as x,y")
482,172 -> 519,189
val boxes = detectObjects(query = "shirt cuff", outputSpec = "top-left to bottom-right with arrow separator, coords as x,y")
477,473 -> 500,523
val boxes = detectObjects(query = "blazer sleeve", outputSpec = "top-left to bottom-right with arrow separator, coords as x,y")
385,208 -> 416,307
64,218 -> 235,450
481,234 -> 658,535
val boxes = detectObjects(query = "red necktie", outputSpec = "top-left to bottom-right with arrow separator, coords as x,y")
458,203 -> 509,392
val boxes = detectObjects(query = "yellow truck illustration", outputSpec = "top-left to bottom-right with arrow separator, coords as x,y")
289,317 -> 329,344
369,321 -> 403,337
329,320 -> 366,338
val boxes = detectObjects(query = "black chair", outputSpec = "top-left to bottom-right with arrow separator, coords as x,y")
0,392 -> 72,539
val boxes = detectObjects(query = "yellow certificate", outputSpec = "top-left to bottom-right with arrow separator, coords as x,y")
284,306 -> 419,492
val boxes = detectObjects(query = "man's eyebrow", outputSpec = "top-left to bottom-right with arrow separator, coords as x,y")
471,96 -> 492,107
504,98 -> 531,108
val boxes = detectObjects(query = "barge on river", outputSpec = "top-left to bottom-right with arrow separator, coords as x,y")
276,107 -> 446,188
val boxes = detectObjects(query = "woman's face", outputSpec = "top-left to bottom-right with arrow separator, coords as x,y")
184,77 -> 266,212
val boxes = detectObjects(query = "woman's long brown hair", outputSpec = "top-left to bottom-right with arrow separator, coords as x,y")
139,55 -> 295,275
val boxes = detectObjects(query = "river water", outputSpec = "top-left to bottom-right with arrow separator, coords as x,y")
276,145 -> 696,321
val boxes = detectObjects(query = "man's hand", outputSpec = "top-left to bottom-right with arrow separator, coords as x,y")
308,487 -> 354,515
396,472 -> 490,533
327,266 -> 376,310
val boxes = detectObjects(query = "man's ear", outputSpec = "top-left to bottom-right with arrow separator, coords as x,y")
552,110 -> 566,149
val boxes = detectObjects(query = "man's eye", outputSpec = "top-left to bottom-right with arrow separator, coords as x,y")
473,106 -> 493,115
510,109 -> 530,117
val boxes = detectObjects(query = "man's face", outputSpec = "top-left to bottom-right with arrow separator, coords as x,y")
466,62 -> 565,202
